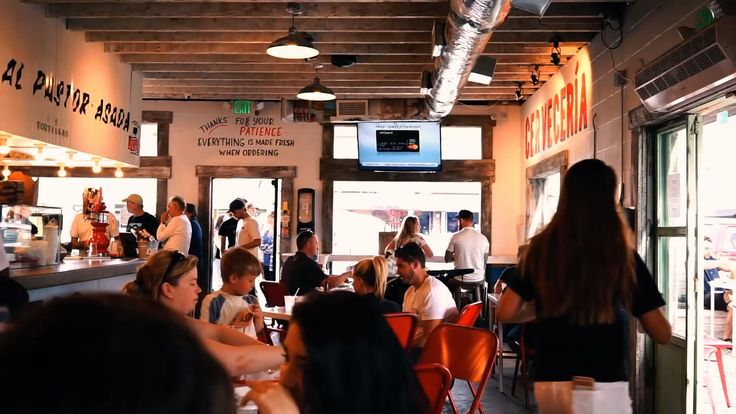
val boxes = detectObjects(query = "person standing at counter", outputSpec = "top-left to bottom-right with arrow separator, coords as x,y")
123,193 -> 159,238
69,210 -> 119,250
156,196 -> 191,253
185,203 -> 204,278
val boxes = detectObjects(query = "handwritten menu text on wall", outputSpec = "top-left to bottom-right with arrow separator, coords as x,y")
197,115 -> 296,157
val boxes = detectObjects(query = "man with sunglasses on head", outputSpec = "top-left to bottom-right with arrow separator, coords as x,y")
157,196 -> 192,253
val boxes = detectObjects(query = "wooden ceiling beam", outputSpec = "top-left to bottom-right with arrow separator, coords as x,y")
142,86 -> 538,94
142,79 -> 537,88
141,93 -> 522,101
67,17 -> 602,32
46,2 -> 605,18
105,42 -> 582,55
140,71 -> 552,82
131,62 -> 560,74
86,30 -> 594,44
119,53 -> 569,66
28,0 -> 448,3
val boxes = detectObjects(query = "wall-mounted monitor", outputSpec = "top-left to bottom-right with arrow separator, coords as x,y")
357,121 -> 441,172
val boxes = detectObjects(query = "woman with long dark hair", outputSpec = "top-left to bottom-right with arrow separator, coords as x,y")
243,292 -> 427,414
498,159 -> 671,413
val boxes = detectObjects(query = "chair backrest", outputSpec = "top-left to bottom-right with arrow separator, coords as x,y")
418,323 -> 498,412
414,363 -> 453,414
260,281 -> 288,307
456,301 -> 483,327
384,312 -> 418,349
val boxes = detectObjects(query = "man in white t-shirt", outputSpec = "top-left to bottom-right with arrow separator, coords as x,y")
444,209 -> 489,285
156,196 -> 192,253
396,242 -> 458,348
236,202 -> 261,258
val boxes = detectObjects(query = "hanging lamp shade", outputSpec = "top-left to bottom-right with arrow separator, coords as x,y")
296,77 -> 336,101
266,28 -> 319,59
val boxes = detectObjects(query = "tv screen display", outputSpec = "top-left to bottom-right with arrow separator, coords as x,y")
357,121 -> 441,172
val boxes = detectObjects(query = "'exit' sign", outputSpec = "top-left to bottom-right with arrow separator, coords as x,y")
233,100 -> 252,114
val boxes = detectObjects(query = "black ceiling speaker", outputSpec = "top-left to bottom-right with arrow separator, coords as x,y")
331,55 -> 357,68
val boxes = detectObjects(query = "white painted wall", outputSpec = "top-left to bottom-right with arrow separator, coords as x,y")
142,100 -> 323,238
0,1 -> 141,166
491,105 -> 522,256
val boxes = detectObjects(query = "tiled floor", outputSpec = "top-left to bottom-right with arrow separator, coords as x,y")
444,357 -> 532,414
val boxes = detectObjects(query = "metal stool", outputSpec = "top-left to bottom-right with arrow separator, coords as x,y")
453,279 -> 488,320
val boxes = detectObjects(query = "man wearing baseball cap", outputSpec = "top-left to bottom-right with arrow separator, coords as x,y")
123,194 -> 159,239
218,198 -> 246,255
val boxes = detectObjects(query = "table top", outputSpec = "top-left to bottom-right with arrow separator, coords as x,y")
708,278 -> 735,289
262,306 -> 291,321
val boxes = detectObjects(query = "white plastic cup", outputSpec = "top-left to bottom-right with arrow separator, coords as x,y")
284,295 -> 297,313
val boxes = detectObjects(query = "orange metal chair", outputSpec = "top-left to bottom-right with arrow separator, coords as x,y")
456,301 -> 484,327
385,312 -> 419,350
415,363 -> 453,414
260,281 -> 288,307
418,323 -> 499,414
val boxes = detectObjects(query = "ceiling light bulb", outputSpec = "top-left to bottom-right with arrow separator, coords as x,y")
58,165 -> 67,177
0,136 -> 11,155
115,167 -> 124,178
530,65 -> 540,85
2,164 -> 10,178
92,158 -> 102,173
34,143 -> 46,160
66,151 -> 76,168
515,83 -> 524,101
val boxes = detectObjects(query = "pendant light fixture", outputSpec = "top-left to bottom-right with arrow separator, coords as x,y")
266,3 -> 319,60
297,64 -> 336,101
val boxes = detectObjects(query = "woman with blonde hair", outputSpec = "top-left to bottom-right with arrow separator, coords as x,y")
124,249 -> 283,377
384,215 -> 433,258
352,256 -> 400,314
497,159 -> 671,414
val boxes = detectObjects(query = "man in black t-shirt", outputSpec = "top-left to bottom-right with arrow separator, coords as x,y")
218,199 -> 246,256
123,194 -> 159,239
280,230 -> 349,295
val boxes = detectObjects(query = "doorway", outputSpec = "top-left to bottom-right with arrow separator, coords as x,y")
651,104 -> 736,414
194,165 -> 295,296
210,178 -> 278,291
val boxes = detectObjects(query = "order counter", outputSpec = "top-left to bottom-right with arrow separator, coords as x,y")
11,258 -> 143,302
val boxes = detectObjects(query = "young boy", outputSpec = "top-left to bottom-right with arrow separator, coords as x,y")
200,247 -> 265,338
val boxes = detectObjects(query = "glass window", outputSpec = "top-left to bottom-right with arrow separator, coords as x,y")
657,236 -> 687,337
139,123 -> 158,157
656,128 -> 687,227
526,172 -> 561,238
332,125 -> 482,160
36,177 -> 158,243
332,181 -> 482,256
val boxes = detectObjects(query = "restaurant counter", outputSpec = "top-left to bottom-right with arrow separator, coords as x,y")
11,258 -> 143,302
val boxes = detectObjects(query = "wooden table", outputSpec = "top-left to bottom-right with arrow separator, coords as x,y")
262,306 -> 292,322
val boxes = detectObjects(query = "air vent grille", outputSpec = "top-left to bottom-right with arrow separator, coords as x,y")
336,100 -> 368,117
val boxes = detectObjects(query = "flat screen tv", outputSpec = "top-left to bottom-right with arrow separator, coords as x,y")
357,121 -> 441,172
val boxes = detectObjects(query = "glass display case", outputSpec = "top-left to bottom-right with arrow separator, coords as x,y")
1,204 -> 63,269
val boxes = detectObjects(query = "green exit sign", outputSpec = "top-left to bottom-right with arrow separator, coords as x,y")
233,100 -> 252,114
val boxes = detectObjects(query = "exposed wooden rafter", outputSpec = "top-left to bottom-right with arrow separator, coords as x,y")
19,0 -> 632,101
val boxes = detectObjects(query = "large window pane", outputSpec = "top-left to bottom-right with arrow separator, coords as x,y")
657,236 -> 687,338
332,181 -> 481,255
657,127 -> 687,227
139,123 -> 158,157
37,178 -> 158,243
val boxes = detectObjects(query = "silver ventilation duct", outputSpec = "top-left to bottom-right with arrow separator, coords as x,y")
425,0 -> 552,120
425,0 -> 512,120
